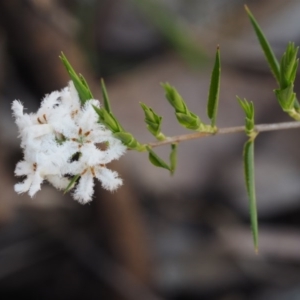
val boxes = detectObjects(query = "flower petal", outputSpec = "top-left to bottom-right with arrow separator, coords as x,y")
73,171 -> 94,204
95,167 -> 122,191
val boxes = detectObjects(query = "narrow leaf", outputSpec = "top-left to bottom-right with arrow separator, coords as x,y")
237,97 -> 255,135
207,46 -> 221,127
60,53 -> 93,104
290,59 -> 299,85
245,5 -> 280,82
175,112 -> 201,130
161,83 -> 188,114
237,96 -> 248,113
79,74 -> 93,98
169,143 -> 178,175
140,102 -> 163,137
93,106 -> 122,132
274,84 -> 296,112
243,139 -> 258,252
64,174 -> 80,194
285,43 -> 298,83
146,146 -> 171,171
101,79 -> 112,113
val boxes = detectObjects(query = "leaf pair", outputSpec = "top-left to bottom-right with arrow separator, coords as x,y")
279,42 -> 299,89
162,83 -> 202,130
161,47 -> 221,132
140,103 -> 165,140
245,6 -> 300,118
147,144 -> 177,175
94,80 -> 145,151
237,98 -> 255,136
140,102 -> 177,174
274,43 -> 299,116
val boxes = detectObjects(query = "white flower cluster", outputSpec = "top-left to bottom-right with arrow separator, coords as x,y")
12,82 -> 126,204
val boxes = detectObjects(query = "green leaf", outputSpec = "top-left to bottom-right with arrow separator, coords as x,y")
140,102 -> 164,138
93,106 -> 123,132
113,132 -> 134,145
114,132 -> 145,151
245,5 -> 280,82
93,104 -> 145,151
79,74 -> 91,92
175,112 -> 201,130
243,139 -> 258,253
237,97 -> 255,135
169,143 -> 178,175
161,83 -> 188,114
279,42 -> 299,88
113,132 -> 135,147
274,83 -> 296,112
101,79 -> 112,113
146,146 -> 171,171
64,174 -> 80,194
162,82 -> 206,131
60,52 -> 93,104
290,59 -> 299,86
207,46 -> 221,127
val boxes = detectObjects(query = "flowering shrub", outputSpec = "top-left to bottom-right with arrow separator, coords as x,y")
11,6 -> 300,250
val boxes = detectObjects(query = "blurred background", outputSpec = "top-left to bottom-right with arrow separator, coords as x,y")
1,0 -> 300,299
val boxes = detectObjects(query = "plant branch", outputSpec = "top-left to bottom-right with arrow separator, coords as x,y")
147,121 -> 300,148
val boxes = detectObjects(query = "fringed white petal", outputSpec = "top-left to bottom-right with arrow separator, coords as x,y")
73,172 -> 94,204
95,167 -> 122,191
14,160 -> 32,176
14,177 -> 33,194
28,170 -> 43,197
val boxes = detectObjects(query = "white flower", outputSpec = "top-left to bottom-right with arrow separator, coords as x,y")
12,81 -> 126,203
14,160 -> 41,196
14,160 -> 60,197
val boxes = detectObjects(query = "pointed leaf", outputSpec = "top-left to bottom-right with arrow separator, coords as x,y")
237,97 -> 255,135
140,102 -> 163,137
79,74 -> 93,97
161,83 -> 188,114
101,79 -> 112,113
64,174 -> 80,194
274,83 -> 296,111
146,146 -> 171,171
175,112 -> 200,130
114,132 -> 145,151
290,59 -> 299,84
207,46 -> 221,127
93,106 -> 122,132
245,5 -> 280,82
237,96 -> 248,113
60,53 -> 93,104
243,139 -> 258,252
169,143 -> 178,175
285,43 -> 298,83
279,43 -> 299,88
